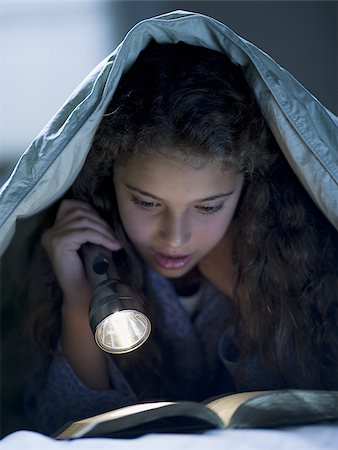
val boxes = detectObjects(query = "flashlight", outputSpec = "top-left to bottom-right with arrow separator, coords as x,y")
82,244 -> 151,354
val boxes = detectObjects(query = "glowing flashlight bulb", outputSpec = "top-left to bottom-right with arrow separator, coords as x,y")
95,310 -> 151,354
82,244 -> 151,354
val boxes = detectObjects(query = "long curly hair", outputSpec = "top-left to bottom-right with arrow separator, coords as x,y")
29,42 -> 337,390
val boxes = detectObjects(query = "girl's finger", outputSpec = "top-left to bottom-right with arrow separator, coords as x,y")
54,200 -> 121,249
42,226 -> 121,256
55,199 -> 95,222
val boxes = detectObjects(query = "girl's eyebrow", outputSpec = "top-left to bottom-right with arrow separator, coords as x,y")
125,184 -> 234,202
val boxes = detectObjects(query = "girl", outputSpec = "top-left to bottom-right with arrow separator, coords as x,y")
23,41 -> 337,434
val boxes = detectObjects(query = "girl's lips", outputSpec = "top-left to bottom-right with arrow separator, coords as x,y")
152,252 -> 192,270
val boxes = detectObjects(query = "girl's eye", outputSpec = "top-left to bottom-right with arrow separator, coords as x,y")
195,203 -> 224,214
131,196 -> 160,210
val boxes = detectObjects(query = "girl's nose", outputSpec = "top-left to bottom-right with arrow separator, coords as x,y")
158,212 -> 191,249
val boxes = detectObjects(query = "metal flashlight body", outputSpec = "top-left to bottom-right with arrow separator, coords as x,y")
82,244 -> 151,354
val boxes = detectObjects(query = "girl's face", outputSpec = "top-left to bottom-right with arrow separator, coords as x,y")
114,154 -> 244,279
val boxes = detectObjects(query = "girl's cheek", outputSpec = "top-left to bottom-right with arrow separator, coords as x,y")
122,212 -> 153,242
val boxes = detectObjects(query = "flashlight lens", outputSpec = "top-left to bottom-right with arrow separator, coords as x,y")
95,310 -> 151,354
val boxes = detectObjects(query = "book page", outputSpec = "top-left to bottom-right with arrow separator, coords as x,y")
56,402 -> 174,439
207,390 -> 338,429
206,391 -> 265,427
229,390 -> 338,429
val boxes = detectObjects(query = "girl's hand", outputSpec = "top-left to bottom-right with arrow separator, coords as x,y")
41,199 -> 122,307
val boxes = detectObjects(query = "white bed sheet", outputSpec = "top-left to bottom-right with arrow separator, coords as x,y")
1,426 -> 337,450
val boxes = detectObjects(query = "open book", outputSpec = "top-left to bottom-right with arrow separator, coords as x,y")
54,389 -> 338,439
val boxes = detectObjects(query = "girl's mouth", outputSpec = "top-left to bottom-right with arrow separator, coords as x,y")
152,252 -> 192,270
